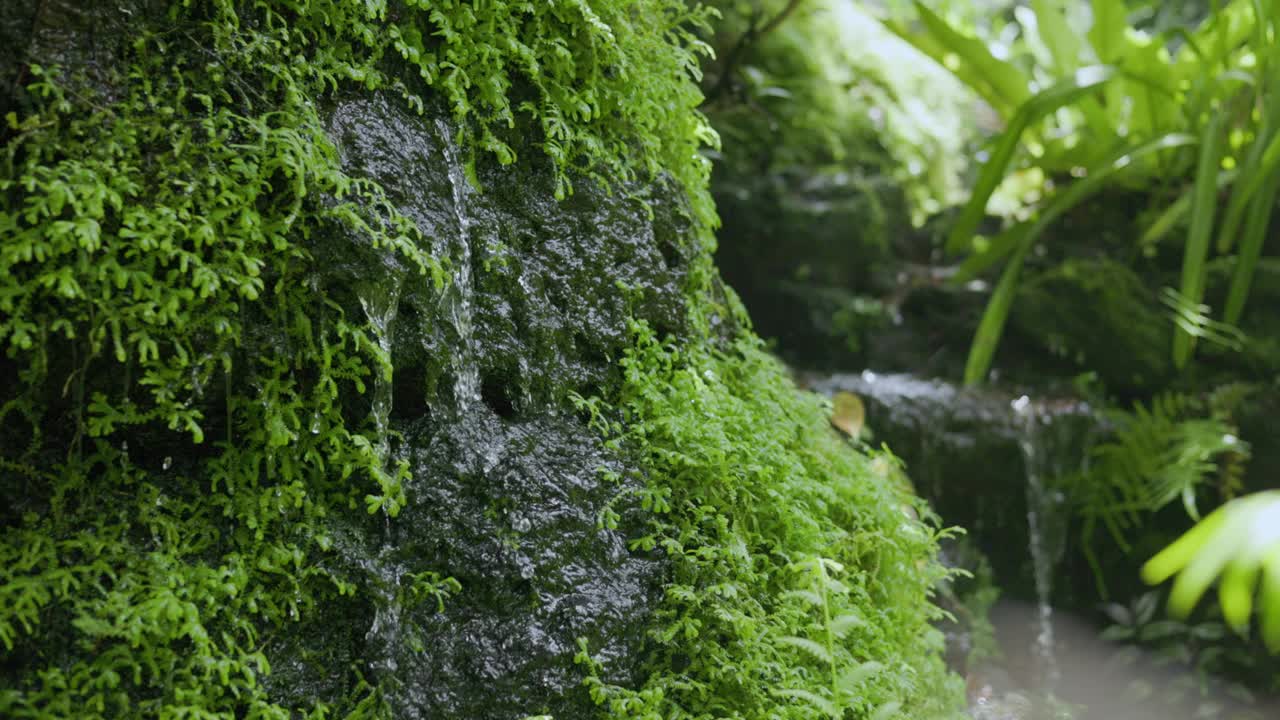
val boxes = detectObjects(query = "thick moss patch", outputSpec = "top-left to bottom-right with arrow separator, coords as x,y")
574,319 -> 965,719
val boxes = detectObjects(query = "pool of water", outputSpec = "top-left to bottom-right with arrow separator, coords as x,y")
971,599 -> 1280,720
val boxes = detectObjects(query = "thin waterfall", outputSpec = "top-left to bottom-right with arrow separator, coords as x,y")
357,275 -> 406,677
435,119 -> 481,413
1014,395 -> 1061,699
359,274 -> 404,463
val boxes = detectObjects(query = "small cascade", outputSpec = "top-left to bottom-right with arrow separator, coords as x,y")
359,274 -> 404,463
357,277 -> 407,677
1013,395 -> 1063,697
435,119 -> 481,413
806,371 -> 1096,714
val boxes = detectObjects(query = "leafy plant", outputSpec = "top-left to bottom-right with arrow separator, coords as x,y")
1143,491 -> 1280,650
882,0 -> 1280,384
1068,392 -> 1248,594
704,0 -> 976,220
572,319 -> 966,719
0,0 -> 730,715
773,557 -> 895,718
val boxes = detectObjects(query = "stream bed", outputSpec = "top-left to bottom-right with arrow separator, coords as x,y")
975,599 -> 1279,720
804,370 -> 1280,720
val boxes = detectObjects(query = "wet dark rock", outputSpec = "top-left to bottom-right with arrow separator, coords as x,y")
327,95 -> 691,414
804,372 -> 1097,604
262,95 -> 694,718
1,0 -> 153,113
361,409 -> 661,720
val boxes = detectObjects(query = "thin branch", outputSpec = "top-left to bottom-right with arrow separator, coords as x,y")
702,0 -> 805,106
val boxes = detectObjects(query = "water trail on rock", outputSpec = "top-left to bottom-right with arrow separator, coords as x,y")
357,275 -> 407,676
359,274 -> 404,464
435,119 -> 480,413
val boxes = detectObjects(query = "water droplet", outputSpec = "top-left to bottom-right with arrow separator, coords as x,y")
162,456 -> 172,470
120,441 -> 129,454
511,515 -> 532,533
310,417 -> 321,434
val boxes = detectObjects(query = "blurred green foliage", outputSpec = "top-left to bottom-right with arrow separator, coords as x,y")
704,0 -> 976,222
884,0 -> 1280,384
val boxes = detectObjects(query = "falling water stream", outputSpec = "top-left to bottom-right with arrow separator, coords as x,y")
357,275 -> 407,676
435,119 -> 481,413
359,275 -> 404,464
1013,395 -> 1064,699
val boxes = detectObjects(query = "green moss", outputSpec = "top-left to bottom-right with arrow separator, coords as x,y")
573,317 -> 966,719
1,1 -> 962,717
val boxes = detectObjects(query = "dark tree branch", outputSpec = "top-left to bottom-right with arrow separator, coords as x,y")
702,0 -> 804,106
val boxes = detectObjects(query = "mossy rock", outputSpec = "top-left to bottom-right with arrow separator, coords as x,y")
0,1 -> 964,718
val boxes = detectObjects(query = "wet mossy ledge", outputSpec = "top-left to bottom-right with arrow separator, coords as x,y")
1,2 -> 963,718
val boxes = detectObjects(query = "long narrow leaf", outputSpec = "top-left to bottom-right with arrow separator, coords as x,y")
1217,67 -> 1280,252
1140,192 -> 1194,250
1223,168 -> 1280,323
1088,0 -> 1128,63
964,240 -> 1031,386
960,133 -> 1196,385
1031,0 -> 1082,72
945,66 -> 1118,255
1173,109 -> 1228,369
879,18 -> 1020,121
954,133 -> 1196,284
911,2 -> 1032,116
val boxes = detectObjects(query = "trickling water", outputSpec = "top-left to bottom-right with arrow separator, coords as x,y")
359,274 -> 404,463
435,119 -> 481,413
1013,395 -> 1062,697
357,276 -> 407,676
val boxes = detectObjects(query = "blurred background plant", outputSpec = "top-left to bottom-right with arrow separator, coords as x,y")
700,0 -> 1280,712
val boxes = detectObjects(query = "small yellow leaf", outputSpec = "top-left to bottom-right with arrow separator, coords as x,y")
830,391 -> 865,438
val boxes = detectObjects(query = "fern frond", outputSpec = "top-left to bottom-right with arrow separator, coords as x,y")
829,612 -> 866,638
777,635 -> 834,665
870,700 -> 903,720
836,660 -> 884,694
781,589 -> 824,607
1071,391 -> 1249,598
772,688 -> 837,716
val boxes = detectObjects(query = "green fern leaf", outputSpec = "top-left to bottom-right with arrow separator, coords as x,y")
777,635 -> 834,665
870,700 -> 903,720
836,660 -> 884,694
772,688 -> 838,716
829,612 -> 866,638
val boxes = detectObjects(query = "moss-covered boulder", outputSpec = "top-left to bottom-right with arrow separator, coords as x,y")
0,1 -> 963,718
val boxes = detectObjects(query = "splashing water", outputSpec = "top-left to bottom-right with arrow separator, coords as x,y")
435,119 -> 481,413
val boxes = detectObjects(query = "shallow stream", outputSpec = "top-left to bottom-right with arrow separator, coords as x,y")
806,370 -> 1280,720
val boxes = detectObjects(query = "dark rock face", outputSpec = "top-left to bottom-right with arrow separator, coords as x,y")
268,95 -> 689,719
326,95 -> 691,414
379,410 -> 660,719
